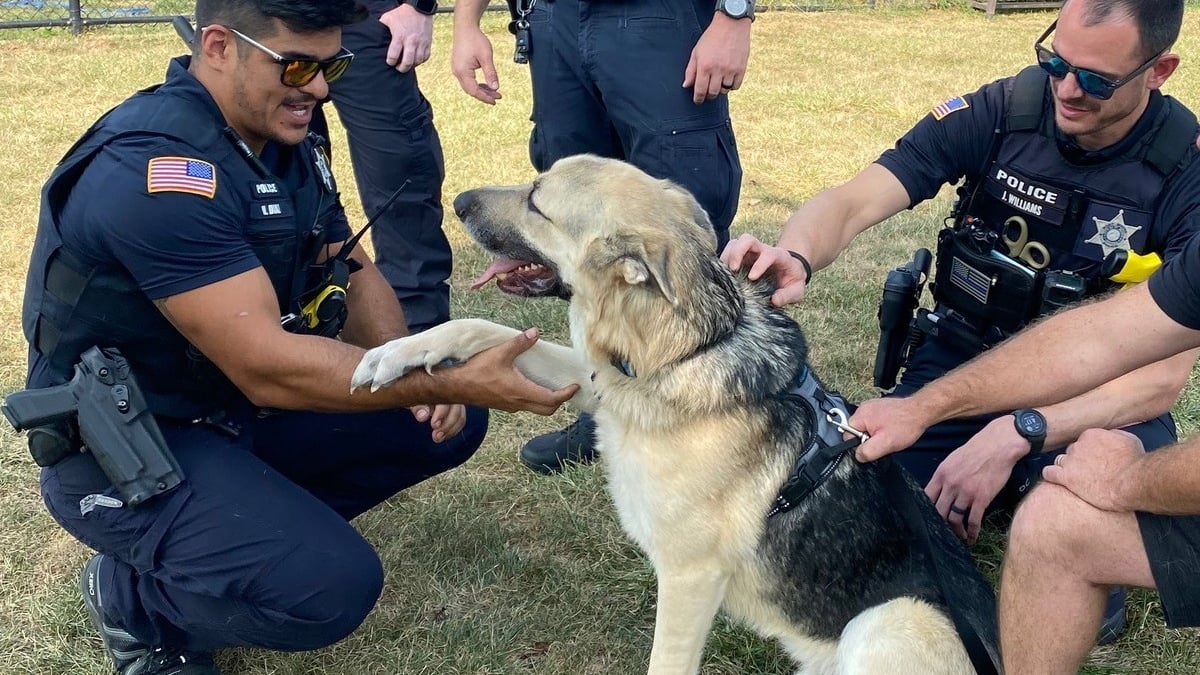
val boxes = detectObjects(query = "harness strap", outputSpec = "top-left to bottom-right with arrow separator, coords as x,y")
769,367 -> 861,518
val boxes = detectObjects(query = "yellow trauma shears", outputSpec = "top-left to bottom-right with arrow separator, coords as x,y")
1002,216 -> 1051,270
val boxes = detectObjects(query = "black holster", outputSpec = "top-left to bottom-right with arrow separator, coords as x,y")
873,249 -> 932,390
2,346 -> 184,506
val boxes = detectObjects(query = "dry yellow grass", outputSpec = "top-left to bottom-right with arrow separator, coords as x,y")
1,7 -> 1199,674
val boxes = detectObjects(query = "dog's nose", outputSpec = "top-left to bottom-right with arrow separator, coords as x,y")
453,191 -> 477,221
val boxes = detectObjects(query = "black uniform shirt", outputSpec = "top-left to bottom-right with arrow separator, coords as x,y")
56,59 -> 350,302
875,76 -> 1200,263
1150,232 -> 1200,330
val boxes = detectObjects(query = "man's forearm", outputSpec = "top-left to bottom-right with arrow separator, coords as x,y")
1126,437 -> 1200,514
776,163 -> 910,272
453,0 -> 490,29
913,285 -> 1197,426
341,249 -> 408,348
1038,348 -> 1198,448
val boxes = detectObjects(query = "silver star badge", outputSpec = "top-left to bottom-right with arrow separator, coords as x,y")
1086,209 -> 1142,258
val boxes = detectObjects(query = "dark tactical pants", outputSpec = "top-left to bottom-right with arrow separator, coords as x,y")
327,10 -> 451,333
892,339 -> 1176,513
42,405 -> 488,652
525,0 -> 742,250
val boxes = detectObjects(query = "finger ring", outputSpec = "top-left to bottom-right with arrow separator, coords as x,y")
1054,454 -> 1064,466
949,504 -> 969,516
721,81 -> 734,89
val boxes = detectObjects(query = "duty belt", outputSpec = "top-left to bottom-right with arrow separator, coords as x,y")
768,367 -> 865,518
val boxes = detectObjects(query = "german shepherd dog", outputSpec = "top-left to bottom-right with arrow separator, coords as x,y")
352,156 -> 1000,674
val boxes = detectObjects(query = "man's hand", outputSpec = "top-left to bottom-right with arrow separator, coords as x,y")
683,13 -> 751,104
926,416 -> 1030,544
721,234 -> 809,306
451,27 -> 502,104
452,328 -> 579,414
850,396 -> 934,462
1042,428 -> 1145,512
410,403 -> 468,442
380,4 -> 435,73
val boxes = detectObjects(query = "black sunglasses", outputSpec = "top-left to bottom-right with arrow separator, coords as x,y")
1034,20 -> 1161,101
221,26 -> 355,87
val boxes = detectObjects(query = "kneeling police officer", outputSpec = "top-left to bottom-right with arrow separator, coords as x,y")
11,1 -> 575,673
722,0 -> 1200,646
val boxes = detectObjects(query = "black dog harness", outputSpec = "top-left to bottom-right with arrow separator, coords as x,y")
768,367 -> 864,518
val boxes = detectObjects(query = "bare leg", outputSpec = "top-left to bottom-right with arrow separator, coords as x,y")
1000,483 -> 1155,674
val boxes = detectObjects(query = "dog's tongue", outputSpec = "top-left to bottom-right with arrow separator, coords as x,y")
471,258 -> 565,298
470,258 -> 529,291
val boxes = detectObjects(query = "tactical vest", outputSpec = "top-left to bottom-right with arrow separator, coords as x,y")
932,66 -> 1199,340
23,85 -> 338,420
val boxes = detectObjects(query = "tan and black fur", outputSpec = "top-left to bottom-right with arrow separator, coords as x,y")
352,155 -> 999,675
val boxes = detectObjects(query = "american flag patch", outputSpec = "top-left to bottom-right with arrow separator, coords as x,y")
950,257 -> 991,305
147,157 -> 217,198
932,96 -> 970,121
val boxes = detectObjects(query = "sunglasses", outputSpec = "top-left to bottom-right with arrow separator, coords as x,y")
1034,20 -> 1160,100
221,26 -> 354,87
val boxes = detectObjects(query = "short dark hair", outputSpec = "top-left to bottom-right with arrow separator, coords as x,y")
195,0 -> 367,37
1076,0 -> 1184,59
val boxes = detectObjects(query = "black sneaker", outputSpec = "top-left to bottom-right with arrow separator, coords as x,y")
519,413 -> 597,474
127,648 -> 221,675
1097,586 -> 1127,646
80,554 -> 220,675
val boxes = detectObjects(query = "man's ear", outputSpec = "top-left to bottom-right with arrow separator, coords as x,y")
1147,52 -> 1180,90
198,25 -> 236,71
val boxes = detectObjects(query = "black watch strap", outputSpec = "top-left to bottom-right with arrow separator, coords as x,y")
1012,408 -> 1046,456
403,0 -> 438,15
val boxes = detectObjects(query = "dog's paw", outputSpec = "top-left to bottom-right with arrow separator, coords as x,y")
350,337 -> 461,393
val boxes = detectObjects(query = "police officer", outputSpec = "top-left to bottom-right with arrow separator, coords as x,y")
849,231 -> 1200,674
326,0 -> 453,334
722,0 -> 1200,645
451,0 -> 751,474
23,1 -> 574,673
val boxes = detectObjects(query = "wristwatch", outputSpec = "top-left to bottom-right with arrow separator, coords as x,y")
715,0 -> 755,21
403,0 -> 438,15
1012,408 -> 1047,456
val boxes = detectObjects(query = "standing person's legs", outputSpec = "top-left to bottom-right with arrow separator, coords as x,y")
330,16 -> 451,333
525,0 -> 622,170
517,0 -> 622,474
1000,483 -> 1156,674
586,0 -> 741,251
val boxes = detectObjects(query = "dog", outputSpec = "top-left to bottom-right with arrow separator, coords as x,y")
352,155 -> 1000,674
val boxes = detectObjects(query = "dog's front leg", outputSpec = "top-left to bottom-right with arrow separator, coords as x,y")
645,565 -> 729,675
351,318 -> 597,411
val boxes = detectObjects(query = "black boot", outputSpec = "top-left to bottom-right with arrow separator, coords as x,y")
81,554 -> 221,675
519,413 -> 597,474
1097,586 -> 1127,646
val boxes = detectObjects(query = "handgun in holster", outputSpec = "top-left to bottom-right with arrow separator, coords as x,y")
1,346 -> 183,506
873,248 -> 933,391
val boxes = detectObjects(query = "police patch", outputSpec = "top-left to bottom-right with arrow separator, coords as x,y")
932,96 -> 969,121
147,156 -> 217,198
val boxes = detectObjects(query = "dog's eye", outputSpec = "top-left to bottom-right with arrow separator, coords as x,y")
527,190 -> 547,219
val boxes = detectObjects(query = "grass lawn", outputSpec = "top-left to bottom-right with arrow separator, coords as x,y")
2,6 -> 1200,673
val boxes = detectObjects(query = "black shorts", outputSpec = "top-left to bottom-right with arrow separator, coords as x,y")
1137,511 -> 1200,627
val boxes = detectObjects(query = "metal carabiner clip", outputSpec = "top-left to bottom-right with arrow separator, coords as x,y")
825,408 -> 870,443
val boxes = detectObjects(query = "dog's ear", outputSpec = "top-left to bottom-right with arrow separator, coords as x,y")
618,245 -> 678,306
